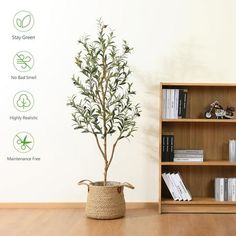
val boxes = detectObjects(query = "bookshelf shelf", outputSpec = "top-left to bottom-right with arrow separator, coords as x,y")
159,83 -> 236,213
161,82 -> 236,87
161,161 -> 236,166
162,197 -> 236,205
161,197 -> 236,213
162,119 -> 236,123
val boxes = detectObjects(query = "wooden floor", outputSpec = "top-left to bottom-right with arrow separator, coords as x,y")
0,208 -> 235,236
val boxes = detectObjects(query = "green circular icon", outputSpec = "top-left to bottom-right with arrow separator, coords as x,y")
13,51 -> 34,72
13,10 -> 34,32
13,132 -> 34,153
13,91 -> 34,112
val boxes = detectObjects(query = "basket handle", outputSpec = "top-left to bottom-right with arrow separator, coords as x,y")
121,182 -> 135,189
77,179 -> 93,188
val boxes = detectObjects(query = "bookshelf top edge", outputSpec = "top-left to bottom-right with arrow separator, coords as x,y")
160,82 -> 236,87
161,161 -> 236,166
162,118 -> 236,123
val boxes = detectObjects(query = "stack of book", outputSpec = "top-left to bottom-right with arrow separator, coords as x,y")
215,178 -> 236,201
162,133 -> 174,162
174,150 -> 204,162
162,88 -> 188,119
162,172 -> 192,201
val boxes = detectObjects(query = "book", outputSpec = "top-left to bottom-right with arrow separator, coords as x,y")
215,178 -> 225,201
178,89 -> 184,118
162,89 -> 167,119
174,89 -> 179,119
170,173 -> 186,201
166,89 -> 171,119
215,178 -> 220,201
162,173 -> 178,200
228,178 -> 233,201
174,154 -> 203,158
174,150 -> 204,155
166,135 -> 170,161
175,172 -> 192,201
170,135 -> 174,161
166,173 -> 182,200
224,178 -> 228,201
229,140 -> 236,162
162,135 -> 167,162
182,89 -> 188,118
162,132 -> 174,162
170,89 -> 175,118
232,179 -> 236,201
173,157 -> 203,162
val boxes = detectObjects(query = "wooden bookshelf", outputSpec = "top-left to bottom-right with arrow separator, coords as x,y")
159,83 -> 236,213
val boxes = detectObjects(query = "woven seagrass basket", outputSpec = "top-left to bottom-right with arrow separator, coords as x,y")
78,180 -> 134,219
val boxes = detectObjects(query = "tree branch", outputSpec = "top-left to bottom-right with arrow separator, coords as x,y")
107,135 -> 121,169
94,133 -> 105,159
88,123 -> 105,160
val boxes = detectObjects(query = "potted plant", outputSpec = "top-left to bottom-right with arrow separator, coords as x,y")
67,19 -> 141,219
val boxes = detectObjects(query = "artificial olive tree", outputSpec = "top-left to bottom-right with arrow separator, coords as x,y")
67,20 -> 141,185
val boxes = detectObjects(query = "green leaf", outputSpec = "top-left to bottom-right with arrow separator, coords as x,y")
16,18 -> 22,27
82,130 -> 89,133
22,15 -> 31,28
68,19 -> 141,149
109,129 -> 116,134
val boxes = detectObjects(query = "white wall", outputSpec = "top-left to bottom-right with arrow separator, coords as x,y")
1,0 -> 236,202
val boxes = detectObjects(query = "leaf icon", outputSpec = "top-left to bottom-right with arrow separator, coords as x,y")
22,15 -> 31,28
16,18 -> 23,27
